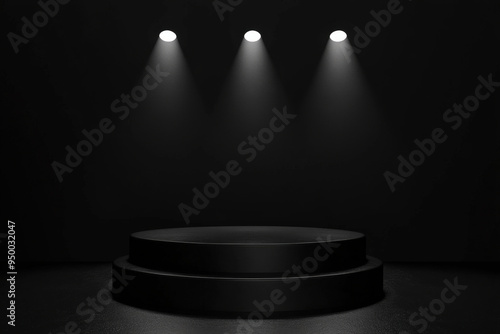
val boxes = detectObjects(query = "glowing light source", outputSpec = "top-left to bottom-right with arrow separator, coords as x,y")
244,30 -> 261,42
159,30 -> 177,42
330,30 -> 347,42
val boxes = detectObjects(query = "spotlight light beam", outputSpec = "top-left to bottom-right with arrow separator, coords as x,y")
127,31 -> 205,159
217,34 -> 284,128
301,35 -> 395,163
206,31 -> 286,159
296,35 -> 399,215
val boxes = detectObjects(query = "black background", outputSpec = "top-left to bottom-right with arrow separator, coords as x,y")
2,0 -> 499,262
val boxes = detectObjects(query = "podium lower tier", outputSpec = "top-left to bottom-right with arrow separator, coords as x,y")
112,256 -> 384,316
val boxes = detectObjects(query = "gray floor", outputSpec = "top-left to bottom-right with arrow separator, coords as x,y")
7,263 -> 500,334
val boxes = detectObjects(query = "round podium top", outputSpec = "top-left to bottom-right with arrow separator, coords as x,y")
128,226 -> 366,276
132,226 -> 364,245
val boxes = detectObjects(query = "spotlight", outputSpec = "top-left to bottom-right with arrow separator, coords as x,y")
244,30 -> 261,42
159,30 -> 177,42
330,30 -> 347,42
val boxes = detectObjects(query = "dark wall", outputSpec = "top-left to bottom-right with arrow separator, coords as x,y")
2,0 -> 499,262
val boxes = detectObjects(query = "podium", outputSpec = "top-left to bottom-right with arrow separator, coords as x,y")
113,226 -> 383,316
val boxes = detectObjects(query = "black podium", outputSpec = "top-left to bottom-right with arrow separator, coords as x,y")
113,226 -> 383,316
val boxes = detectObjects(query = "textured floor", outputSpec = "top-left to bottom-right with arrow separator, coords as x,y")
6,263 -> 499,334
